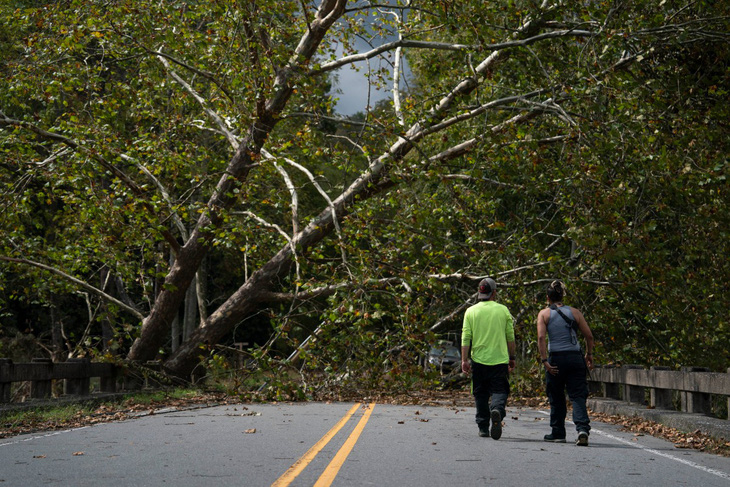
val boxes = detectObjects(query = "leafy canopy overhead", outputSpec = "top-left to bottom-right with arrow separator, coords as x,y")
0,1 -> 728,386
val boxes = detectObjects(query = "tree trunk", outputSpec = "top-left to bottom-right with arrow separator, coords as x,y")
50,299 -> 64,362
196,256 -> 208,322
171,314 -> 180,352
163,245 -> 293,379
183,275 -> 198,340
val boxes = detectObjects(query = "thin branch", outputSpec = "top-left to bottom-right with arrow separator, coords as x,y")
0,115 -> 140,193
34,147 -> 73,167
157,48 -> 240,150
284,112 -> 377,128
272,161 -> 300,236
237,211 -> 292,244
259,277 -> 406,302
261,148 -> 351,275
441,174 -> 525,190
0,256 -> 145,321
0,114 -> 182,254
427,109 -> 542,164
125,154 -> 188,240
129,43 -> 235,102
416,89 -> 549,143
380,5 -> 408,126
430,301 -> 471,333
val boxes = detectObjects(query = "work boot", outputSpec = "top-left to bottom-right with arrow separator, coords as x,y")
490,410 -> 502,440
576,431 -> 589,446
478,418 -> 490,437
543,434 -> 566,443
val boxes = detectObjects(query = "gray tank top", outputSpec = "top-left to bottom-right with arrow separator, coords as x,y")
547,306 -> 581,353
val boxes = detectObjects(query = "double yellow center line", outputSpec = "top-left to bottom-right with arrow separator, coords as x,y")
272,402 -> 376,487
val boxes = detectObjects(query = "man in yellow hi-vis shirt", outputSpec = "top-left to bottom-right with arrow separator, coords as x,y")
461,278 -> 516,440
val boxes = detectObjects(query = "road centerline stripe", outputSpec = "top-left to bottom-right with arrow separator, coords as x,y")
271,402 -> 362,487
314,402 -> 376,487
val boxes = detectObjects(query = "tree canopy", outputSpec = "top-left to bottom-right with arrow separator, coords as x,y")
1,1 -> 728,393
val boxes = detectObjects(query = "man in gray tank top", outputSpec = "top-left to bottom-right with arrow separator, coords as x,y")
536,280 -> 595,446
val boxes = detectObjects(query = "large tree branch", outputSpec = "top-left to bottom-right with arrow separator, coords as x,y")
312,30 -> 594,74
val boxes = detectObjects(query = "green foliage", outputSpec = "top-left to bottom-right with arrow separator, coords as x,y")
1,0 -> 728,399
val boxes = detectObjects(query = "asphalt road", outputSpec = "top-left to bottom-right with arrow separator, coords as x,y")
1,401 -> 729,486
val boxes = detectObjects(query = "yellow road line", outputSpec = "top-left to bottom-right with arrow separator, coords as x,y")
313,402 -> 376,487
271,403 -> 362,487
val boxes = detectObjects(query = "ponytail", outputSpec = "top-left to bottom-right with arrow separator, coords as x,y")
547,280 -> 565,302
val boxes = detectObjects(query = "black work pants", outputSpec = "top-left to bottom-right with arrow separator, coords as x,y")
471,361 -> 510,428
545,351 -> 590,437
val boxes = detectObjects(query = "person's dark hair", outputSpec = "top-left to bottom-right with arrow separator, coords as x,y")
547,280 -> 565,302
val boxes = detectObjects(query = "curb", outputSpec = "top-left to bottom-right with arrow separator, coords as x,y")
588,397 -> 730,442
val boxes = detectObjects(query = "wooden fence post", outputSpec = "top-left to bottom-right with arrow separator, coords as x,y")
99,363 -> 118,393
63,358 -> 91,396
649,366 -> 673,409
680,366 -> 712,415
30,358 -> 53,400
0,358 -> 12,403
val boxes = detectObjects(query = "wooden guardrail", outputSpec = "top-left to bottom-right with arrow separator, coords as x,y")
589,365 -> 730,419
0,358 -> 120,403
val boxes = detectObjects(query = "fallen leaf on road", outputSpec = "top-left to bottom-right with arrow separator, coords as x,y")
244,429 -> 256,434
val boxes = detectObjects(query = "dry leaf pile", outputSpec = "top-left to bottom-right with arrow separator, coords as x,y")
590,410 -> 730,457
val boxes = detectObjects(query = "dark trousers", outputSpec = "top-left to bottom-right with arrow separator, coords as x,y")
545,352 -> 590,437
471,362 -> 510,428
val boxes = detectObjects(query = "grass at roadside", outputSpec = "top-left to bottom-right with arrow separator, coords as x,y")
2,403 -> 96,427
0,389 -> 234,439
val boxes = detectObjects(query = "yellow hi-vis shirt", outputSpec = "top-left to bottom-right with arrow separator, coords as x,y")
461,300 -> 515,365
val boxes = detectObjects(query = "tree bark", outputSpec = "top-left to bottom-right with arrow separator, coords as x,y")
183,275 -> 198,340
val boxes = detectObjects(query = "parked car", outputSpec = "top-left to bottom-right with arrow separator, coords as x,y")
424,340 -> 461,373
